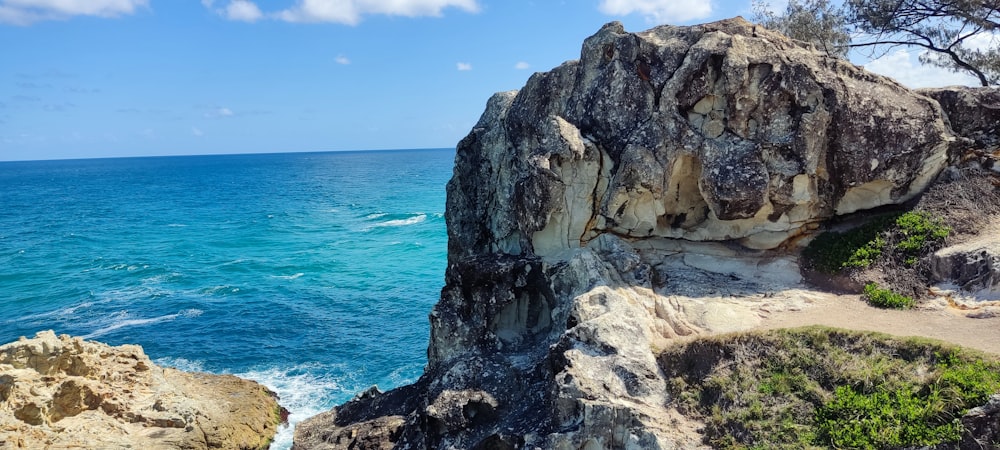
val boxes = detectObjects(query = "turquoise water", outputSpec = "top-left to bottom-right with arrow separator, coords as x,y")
0,148 -> 453,448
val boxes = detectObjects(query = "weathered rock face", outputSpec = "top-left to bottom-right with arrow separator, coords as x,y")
294,18 -> 971,450
449,18 -> 953,255
919,86 -> 1000,151
0,331 -> 285,450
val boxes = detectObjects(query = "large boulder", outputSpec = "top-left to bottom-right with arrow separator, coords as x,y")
294,18 -> 965,450
449,17 -> 954,256
0,331 -> 285,449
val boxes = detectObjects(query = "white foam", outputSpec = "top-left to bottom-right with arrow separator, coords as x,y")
9,301 -> 98,322
365,213 -> 427,231
155,356 -> 206,373
236,365 -> 346,450
166,223 -> 187,227
81,309 -> 203,340
272,273 -> 304,280
364,212 -> 388,219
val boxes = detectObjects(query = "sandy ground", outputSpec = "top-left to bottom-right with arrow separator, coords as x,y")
759,290 -> 1000,355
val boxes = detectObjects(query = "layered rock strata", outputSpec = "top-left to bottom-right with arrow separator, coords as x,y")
0,330 -> 285,449
294,17 -> 976,450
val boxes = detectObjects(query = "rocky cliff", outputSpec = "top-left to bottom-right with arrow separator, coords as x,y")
294,17 -> 990,450
0,331 -> 285,449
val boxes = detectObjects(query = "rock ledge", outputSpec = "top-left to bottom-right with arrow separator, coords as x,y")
0,330 -> 285,450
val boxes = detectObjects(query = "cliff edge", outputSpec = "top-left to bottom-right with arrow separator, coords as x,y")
294,17 -> 997,449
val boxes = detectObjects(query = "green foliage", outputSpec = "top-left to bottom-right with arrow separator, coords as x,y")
895,211 -> 951,254
863,282 -> 915,309
802,214 -> 897,273
660,327 -> 1000,449
803,210 -> 950,274
815,386 -> 961,448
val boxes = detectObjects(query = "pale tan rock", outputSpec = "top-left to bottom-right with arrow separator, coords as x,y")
0,331 -> 284,450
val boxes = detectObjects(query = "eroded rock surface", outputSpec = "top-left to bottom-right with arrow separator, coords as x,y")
449,18 -> 953,255
0,330 -> 284,450
920,86 -> 1000,151
294,17 -> 979,450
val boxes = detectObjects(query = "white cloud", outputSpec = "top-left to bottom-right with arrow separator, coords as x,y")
863,49 -> 979,88
192,127 -> 204,137
514,61 -> 530,70
598,0 -> 711,23
277,0 -> 479,25
223,0 -> 262,22
0,0 -> 148,25
206,107 -> 235,118
335,54 -> 351,65
456,62 -> 472,71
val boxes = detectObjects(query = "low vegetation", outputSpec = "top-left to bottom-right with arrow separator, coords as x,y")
804,211 -> 950,275
661,327 -> 1000,449
863,282 -> 914,309
803,170 -> 1000,302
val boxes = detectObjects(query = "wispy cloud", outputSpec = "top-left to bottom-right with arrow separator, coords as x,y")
863,49 -> 979,88
514,61 -> 530,70
0,0 -> 148,26
598,0 -> 711,23
209,0 -> 263,22
17,81 -> 51,89
43,102 -> 75,112
192,127 -> 204,137
206,107 -> 235,118
456,62 -> 472,71
335,54 -> 351,65
277,0 -> 479,25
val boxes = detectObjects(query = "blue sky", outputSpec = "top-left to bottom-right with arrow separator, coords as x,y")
0,0 -> 982,161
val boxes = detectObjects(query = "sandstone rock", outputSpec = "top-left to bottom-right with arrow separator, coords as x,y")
928,214 -> 1000,307
919,86 -> 1000,151
0,330 -> 285,450
449,18 -> 953,256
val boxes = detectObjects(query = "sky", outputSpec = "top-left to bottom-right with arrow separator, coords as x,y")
0,0 -> 984,161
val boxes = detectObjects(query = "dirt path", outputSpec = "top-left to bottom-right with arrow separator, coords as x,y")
759,291 -> 1000,355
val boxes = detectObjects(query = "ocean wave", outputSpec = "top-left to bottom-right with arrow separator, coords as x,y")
363,212 -> 388,220
166,223 -> 187,227
365,213 -> 427,231
272,273 -> 304,280
155,356 -> 206,372
236,364 -> 347,450
81,309 -> 203,340
8,300 -> 98,323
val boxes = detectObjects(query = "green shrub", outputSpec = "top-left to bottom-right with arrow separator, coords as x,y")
895,211 -> 951,254
815,385 -> 961,448
803,210 -> 951,274
803,214 -> 897,273
659,327 -> 1000,450
863,283 -> 914,309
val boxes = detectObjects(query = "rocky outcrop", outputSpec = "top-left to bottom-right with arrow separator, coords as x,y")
294,17 -> 972,450
0,331 -> 285,449
448,18 -> 954,255
919,86 -> 1000,151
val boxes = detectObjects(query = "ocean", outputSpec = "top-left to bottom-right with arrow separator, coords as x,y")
0,148 -> 454,449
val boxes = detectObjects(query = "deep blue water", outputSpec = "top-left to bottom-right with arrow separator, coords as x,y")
0,148 -> 454,448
